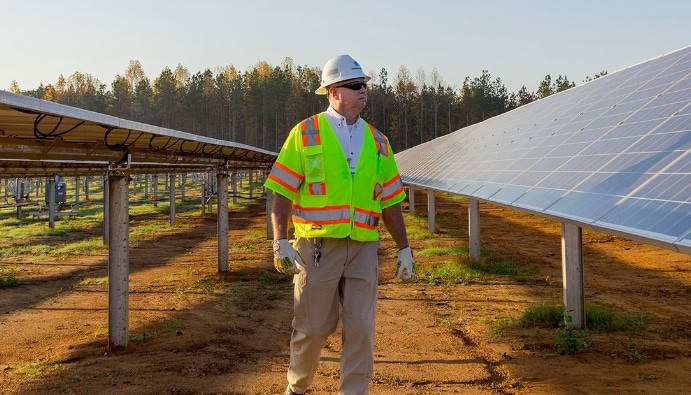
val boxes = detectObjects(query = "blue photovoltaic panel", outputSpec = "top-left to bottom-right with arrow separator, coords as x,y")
396,46 -> 691,253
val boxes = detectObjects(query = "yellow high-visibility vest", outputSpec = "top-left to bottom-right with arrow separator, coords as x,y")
265,113 -> 405,241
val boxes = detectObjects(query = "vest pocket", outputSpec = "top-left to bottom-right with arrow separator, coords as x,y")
303,145 -> 325,184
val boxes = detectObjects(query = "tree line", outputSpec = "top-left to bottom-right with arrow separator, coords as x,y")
9,59 -> 606,153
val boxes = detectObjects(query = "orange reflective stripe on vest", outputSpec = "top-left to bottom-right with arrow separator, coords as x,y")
381,174 -> 403,202
369,126 -> 389,156
292,204 -> 350,225
353,207 -> 380,230
268,161 -> 304,193
301,116 -> 321,147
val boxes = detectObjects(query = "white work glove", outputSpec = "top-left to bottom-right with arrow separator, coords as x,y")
396,246 -> 417,282
273,239 -> 306,275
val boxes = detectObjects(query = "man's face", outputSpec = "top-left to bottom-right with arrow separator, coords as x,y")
330,78 -> 368,113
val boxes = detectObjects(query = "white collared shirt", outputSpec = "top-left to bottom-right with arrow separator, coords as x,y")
324,106 -> 365,174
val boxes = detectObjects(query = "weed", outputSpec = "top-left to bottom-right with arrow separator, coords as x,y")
13,359 -> 55,379
132,331 -> 152,342
519,303 -> 564,328
637,372 -> 659,381
625,342 -> 648,363
78,277 -> 108,286
555,327 -> 589,355
518,302 -> 650,355
416,245 -> 468,257
519,302 -> 648,332
0,266 -> 19,287
187,276 -> 220,294
585,304 -> 648,332
54,239 -> 106,258
418,261 -> 481,285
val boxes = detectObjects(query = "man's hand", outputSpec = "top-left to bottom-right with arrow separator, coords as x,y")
273,239 -> 305,275
396,246 -> 417,282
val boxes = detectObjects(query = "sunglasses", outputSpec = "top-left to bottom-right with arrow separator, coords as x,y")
337,81 -> 368,91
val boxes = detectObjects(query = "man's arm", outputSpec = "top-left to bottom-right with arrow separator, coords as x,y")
381,202 -> 409,250
271,192 -> 293,240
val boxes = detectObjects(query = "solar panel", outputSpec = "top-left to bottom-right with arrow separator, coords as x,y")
396,46 -> 691,253
0,90 -> 277,167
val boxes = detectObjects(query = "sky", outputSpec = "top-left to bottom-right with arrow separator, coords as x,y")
3,0 -> 690,94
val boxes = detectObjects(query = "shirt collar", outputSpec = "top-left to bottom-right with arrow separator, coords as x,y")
325,106 -> 362,128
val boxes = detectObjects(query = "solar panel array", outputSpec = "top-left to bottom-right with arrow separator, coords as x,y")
396,46 -> 691,253
0,90 -> 277,174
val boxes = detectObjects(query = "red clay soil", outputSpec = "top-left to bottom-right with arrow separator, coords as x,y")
0,191 -> 689,394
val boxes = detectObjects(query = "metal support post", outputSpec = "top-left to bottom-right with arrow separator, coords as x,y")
408,185 -> 415,214
169,173 -> 176,226
468,198 -> 481,261
427,188 -> 436,234
562,222 -> 585,329
153,174 -> 159,205
249,170 -> 254,198
231,172 -> 237,205
107,158 -> 130,349
217,169 -> 229,272
75,176 -> 80,204
103,176 -> 109,245
48,175 -> 56,229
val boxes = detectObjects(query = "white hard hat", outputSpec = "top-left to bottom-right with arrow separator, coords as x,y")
315,54 -> 371,95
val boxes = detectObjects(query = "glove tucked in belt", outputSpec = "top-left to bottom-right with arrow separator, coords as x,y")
396,246 -> 418,282
273,239 -> 305,275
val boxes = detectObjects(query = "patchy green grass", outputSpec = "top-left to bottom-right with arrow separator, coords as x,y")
418,253 -> 538,285
0,266 -> 19,287
416,245 -> 468,257
12,358 -> 58,380
223,278 -> 291,315
54,239 -> 106,258
0,244 -> 53,259
516,302 -> 650,355
519,302 -> 649,332
78,276 -> 108,286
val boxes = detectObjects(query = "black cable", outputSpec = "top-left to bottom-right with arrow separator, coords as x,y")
104,127 -> 144,151
33,113 -> 85,139
148,135 -> 179,151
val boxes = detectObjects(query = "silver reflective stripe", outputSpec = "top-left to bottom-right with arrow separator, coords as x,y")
354,210 -> 379,228
302,116 -> 320,146
302,129 -> 320,146
310,182 -> 325,195
269,164 -> 302,191
382,176 -> 403,200
293,206 -> 350,223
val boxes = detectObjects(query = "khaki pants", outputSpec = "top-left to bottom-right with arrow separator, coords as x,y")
287,237 -> 380,395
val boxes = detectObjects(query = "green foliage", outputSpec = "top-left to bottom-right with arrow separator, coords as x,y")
53,239 -> 105,258
131,331 -> 152,342
519,303 -> 565,328
519,302 -> 649,355
0,267 -> 18,287
519,302 -> 648,332
78,277 -> 108,286
555,327 -> 589,355
419,261 -> 481,285
416,245 -> 468,257
584,304 -> 648,332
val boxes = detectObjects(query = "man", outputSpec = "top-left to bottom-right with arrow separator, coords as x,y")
264,54 -> 416,395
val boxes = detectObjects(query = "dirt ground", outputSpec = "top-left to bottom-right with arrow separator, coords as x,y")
0,190 -> 689,394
